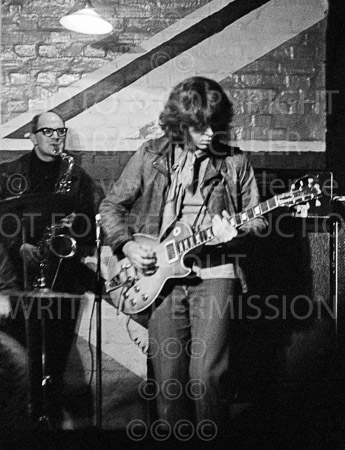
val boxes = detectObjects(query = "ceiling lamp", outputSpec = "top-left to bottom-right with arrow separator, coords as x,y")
59,0 -> 113,35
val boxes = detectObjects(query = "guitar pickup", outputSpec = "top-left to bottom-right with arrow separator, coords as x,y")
165,239 -> 178,263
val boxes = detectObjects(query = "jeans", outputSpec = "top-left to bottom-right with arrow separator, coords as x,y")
148,277 -> 238,434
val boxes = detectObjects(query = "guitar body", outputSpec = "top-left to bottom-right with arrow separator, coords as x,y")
105,175 -> 322,315
106,222 -> 195,314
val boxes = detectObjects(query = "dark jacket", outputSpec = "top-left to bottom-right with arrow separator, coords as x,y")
0,151 -> 101,215
100,136 -> 267,292
0,150 -> 104,292
0,150 -> 102,247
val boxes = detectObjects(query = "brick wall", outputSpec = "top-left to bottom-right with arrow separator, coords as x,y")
1,0 -> 327,171
226,20 -> 326,146
1,0 -> 212,123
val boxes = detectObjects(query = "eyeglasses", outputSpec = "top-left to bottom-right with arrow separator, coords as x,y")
34,127 -> 68,137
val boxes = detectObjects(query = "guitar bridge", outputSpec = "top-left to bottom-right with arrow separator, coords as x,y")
107,274 -> 122,291
106,263 -> 135,293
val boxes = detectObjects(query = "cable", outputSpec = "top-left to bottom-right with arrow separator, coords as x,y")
87,295 -> 96,387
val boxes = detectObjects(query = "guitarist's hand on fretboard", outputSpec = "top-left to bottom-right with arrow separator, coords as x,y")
123,240 -> 157,275
211,210 -> 238,244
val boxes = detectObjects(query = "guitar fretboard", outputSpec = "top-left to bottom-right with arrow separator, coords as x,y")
175,195 -> 279,255
229,195 -> 279,227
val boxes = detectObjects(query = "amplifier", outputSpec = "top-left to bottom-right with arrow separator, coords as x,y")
241,181 -> 345,382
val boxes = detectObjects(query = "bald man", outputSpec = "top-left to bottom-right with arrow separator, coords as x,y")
0,111 -> 103,291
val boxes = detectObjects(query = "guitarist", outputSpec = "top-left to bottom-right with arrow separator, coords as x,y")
100,77 -> 268,436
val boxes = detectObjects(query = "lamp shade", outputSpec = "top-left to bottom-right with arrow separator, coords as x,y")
60,6 -> 113,35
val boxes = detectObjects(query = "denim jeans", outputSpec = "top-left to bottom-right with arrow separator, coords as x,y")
148,276 -> 238,434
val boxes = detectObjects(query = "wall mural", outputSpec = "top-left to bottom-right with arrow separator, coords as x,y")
1,0 -> 327,155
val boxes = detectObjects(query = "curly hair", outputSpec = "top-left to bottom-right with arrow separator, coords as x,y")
159,77 -> 233,140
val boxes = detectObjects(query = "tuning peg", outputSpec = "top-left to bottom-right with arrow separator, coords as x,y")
295,203 -> 310,217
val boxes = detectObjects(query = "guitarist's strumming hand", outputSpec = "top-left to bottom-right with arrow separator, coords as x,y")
212,210 -> 238,244
122,241 -> 157,275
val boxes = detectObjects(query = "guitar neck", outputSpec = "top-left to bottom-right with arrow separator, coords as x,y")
229,195 -> 279,229
175,196 -> 279,254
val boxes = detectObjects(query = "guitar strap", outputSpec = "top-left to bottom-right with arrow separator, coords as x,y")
191,160 -> 225,231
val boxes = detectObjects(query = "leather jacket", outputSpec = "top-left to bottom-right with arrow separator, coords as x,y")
100,136 -> 267,291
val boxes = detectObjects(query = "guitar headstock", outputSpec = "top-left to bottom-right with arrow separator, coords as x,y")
277,174 -> 322,209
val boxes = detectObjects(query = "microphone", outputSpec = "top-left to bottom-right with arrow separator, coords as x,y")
95,213 -> 101,244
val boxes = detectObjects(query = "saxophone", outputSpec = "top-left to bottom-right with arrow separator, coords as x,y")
55,151 -> 74,194
34,152 -> 77,290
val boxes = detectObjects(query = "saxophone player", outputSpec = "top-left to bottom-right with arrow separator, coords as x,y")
0,111 -> 103,291
0,111 -> 104,427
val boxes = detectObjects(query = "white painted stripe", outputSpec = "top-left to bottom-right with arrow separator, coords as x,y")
76,251 -> 148,379
232,140 -> 325,153
0,139 -> 33,151
0,138 -> 325,153
77,292 -> 147,379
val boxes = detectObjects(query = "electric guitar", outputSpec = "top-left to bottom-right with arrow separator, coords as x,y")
105,175 -> 322,315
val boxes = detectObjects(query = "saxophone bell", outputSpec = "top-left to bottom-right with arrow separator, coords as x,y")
49,228 -> 77,259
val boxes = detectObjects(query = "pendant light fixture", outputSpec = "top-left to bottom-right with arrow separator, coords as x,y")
60,0 -> 113,35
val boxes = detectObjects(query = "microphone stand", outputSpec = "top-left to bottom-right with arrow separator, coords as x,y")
95,214 -> 103,429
